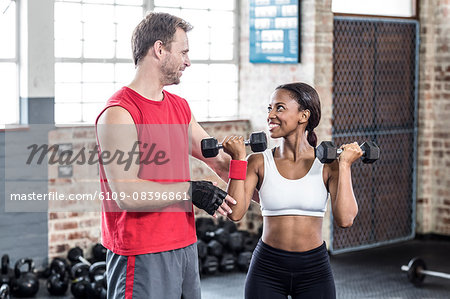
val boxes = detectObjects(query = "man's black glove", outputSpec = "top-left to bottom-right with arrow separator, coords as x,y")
189,181 -> 227,216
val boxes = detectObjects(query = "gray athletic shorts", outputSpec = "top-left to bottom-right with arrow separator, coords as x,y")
106,243 -> 201,299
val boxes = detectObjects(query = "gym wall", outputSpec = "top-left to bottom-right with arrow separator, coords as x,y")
238,0 -> 450,238
415,0 -> 450,235
0,0 -> 449,266
238,0 -> 335,244
0,0 -> 54,267
0,131 -> 48,267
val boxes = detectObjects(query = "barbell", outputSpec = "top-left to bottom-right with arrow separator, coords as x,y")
401,257 -> 450,286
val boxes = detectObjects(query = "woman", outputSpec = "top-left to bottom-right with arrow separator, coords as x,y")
222,82 -> 362,299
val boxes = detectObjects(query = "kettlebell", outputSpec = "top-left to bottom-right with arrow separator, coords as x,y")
0,284 -> 10,299
70,263 -> 92,299
71,262 -> 90,280
87,262 -> 107,299
0,255 -> 13,286
11,258 -> 39,298
88,261 -> 106,282
71,277 -> 91,299
47,258 -> 69,296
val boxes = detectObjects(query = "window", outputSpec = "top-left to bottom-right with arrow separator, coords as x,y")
0,0 -> 19,125
154,0 -> 239,120
54,0 -> 143,124
332,0 -> 416,18
54,0 -> 239,124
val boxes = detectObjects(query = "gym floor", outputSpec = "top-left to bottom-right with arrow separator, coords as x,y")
31,238 -> 450,299
202,238 -> 450,299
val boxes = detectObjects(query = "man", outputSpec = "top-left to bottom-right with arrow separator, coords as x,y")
96,12 -> 235,298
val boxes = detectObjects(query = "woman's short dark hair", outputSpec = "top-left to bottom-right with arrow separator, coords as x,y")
131,12 -> 193,66
275,82 -> 321,147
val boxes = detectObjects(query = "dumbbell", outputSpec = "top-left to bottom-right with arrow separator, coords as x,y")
219,253 -> 236,272
87,262 -> 107,299
401,257 -> 450,286
201,131 -> 267,158
71,263 -> 90,280
70,262 -> 92,299
71,274 -> 91,299
228,231 -> 244,253
213,228 -> 230,246
68,246 -> 91,266
46,258 -> 69,296
237,251 -> 252,272
217,218 -> 238,234
202,256 -> 219,275
91,243 -> 107,263
241,232 -> 259,252
315,141 -> 380,164
196,218 -> 216,242
207,240 -> 223,258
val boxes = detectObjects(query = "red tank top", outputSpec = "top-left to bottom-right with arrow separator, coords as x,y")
95,87 -> 196,255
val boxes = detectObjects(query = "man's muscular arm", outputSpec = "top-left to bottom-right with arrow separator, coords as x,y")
97,106 -> 190,211
97,107 -> 227,215
189,114 -> 236,214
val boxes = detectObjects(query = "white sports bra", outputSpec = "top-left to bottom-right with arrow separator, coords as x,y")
258,148 -> 329,217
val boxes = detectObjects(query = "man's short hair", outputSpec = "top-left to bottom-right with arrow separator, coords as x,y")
131,12 -> 193,66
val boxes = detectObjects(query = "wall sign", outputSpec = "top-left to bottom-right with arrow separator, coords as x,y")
249,0 -> 300,63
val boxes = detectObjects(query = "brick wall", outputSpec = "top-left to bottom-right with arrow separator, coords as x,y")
239,0 -> 317,134
48,127 -> 102,260
238,0 -> 334,244
416,0 -> 450,235
312,0 -> 334,243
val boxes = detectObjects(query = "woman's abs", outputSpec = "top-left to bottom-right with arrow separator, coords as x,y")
262,215 -> 324,252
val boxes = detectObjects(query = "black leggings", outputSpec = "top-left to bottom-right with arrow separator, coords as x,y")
245,240 -> 336,299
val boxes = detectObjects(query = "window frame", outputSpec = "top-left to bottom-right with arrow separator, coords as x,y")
53,0 -> 145,124
54,0 -> 240,123
148,0 -> 241,120
0,0 -> 20,125
331,0 -> 417,19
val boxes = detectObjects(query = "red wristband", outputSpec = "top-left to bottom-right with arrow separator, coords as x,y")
229,160 -> 247,180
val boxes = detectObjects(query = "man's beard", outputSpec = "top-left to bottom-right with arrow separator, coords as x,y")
161,58 -> 180,86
